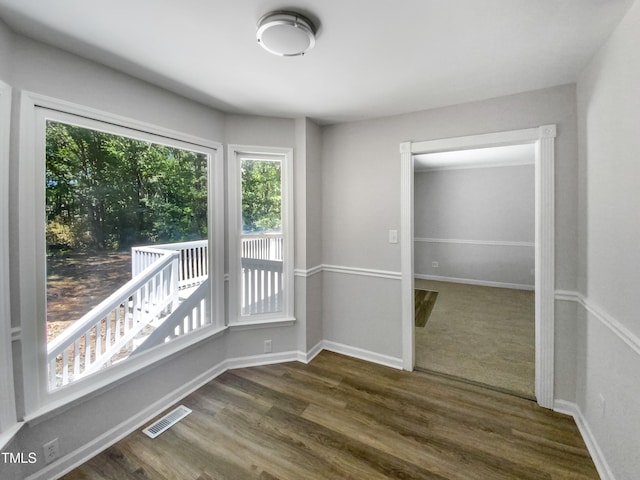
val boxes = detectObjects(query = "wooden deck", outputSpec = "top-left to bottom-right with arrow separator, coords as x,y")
63,351 -> 599,479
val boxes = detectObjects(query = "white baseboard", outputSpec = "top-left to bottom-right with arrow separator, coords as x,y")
301,341 -> 324,363
29,350 -> 302,480
29,342 -> 402,479
554,400 -> 615,480
321,340 -> 403,370
415,274 -> 534,291
224,350 -> 301,370
27,359 -> 229,480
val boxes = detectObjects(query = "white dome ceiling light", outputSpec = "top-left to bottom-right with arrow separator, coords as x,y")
256,11 -> 317,57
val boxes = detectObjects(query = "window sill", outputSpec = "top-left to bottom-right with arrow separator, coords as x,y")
228,317 -> 296,331
24,325 -> 228,426
0,422 -> 24,450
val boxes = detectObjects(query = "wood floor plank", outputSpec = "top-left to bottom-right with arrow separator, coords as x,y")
63,352 -> 599,480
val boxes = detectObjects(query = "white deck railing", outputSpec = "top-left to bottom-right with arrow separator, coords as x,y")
132,240 -> 208,290
241,235 -> 283,261
131,279 -> 210,356
240,235 -> 284,315
241,258 -> 283,315
47,250 -> 180,389
47,237 -> 284,389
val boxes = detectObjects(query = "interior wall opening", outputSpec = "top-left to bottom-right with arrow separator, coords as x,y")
412,144 -> 536,399
400,125 -> 556,409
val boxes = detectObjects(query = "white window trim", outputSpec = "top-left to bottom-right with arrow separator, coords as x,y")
227,145 -> 295,326
0,80 -> 19,447
17,91 -> 225,420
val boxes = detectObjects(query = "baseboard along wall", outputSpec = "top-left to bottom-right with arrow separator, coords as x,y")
27,341 -> 401,480
415,273 -> 534,291
554,400 -> 615,480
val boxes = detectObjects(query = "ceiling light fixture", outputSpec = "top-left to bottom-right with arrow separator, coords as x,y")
256,10 -> 316,57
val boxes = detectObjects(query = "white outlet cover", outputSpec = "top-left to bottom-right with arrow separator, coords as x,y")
43,438 -> 59,464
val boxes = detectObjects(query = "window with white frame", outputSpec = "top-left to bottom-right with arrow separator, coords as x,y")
228,146 -> 294,324
18,93 -> 224,414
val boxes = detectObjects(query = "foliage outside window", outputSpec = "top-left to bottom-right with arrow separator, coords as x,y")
46,121 -> 208,252
230,148 -> 292,321
241,159 -> 281,234
44,119 -> 213,390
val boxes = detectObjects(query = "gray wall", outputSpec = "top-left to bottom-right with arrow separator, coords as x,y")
414,164 -> 535,287
576,0 -> 640,477
321,84 -> 578,362
292,117 -> 323,356
0,19 -> 12,81
2,30 -> 307,479
4,3 -> 639,476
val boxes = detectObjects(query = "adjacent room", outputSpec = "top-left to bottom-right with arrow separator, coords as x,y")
413,144 -> 536,399
0,1 -> 639,479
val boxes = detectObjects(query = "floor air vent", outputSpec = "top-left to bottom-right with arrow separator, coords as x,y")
143,405 -> 192,439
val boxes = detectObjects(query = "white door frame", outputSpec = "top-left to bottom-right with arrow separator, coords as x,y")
400,125 -> 557,408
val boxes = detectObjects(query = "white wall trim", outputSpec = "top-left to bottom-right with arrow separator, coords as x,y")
415,158 -> 534,172
10,327 -> 21,342
19,92 -> 221,150
414,237 -> 534,248
223,350 -> 303,370
227,318 -> 296,331
554,289 -> 581,303
401,125 -> 556,409
301,340 -> 324,363
555,290 -> 640,357
322,264 -> 402,280
0,80 -> 17,439
416,274 -> 534,291
294,264 -> 323,277
321,340 -> 404,370
294,264 -> 401,280
554,400 -> 615,480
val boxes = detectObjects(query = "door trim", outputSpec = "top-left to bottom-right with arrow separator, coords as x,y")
400,125 -> 556,408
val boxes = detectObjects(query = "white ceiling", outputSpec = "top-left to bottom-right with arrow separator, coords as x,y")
0,0 -> 633,124
414,144 -> 535,171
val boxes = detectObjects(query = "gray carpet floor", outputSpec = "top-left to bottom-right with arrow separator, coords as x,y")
415,279 -> 535,399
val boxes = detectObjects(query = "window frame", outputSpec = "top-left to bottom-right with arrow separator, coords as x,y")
227,145 -> 295,327
0,80 -> 19,447
17,92 -> 225,419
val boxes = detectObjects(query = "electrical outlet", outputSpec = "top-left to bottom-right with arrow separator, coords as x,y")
432,261 -> 439,268
264,339 -> 272,353
43,438 -> 59,464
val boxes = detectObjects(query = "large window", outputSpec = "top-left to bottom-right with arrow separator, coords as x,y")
18,94 -> 223,413
228,146 -> 294,324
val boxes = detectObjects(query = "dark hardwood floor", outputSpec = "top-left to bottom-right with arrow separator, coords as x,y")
63,351 -> 599,479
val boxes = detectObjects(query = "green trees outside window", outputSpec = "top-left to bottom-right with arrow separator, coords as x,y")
45,121 -> 208,253
241,159 -> 281,234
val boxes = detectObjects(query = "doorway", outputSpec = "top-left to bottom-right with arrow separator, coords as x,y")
412,145 -> 536,398
399,125 -> 557,408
